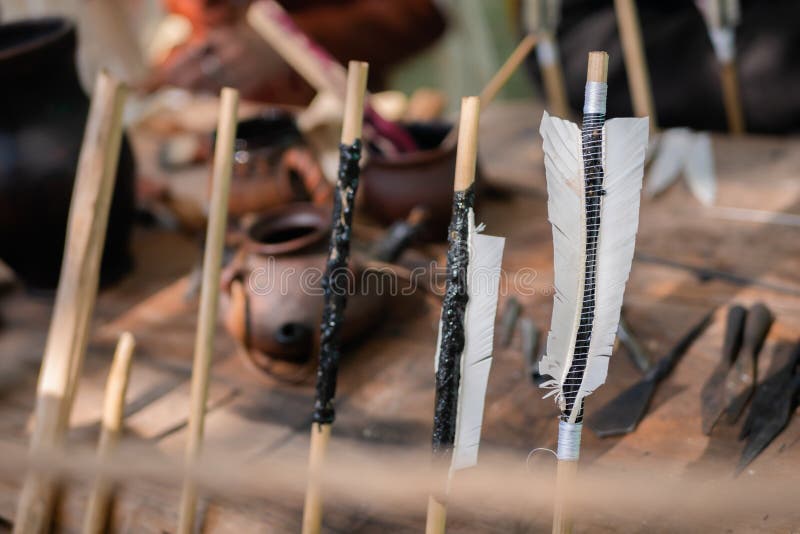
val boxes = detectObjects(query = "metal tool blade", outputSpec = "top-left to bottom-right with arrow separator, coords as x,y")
740,341 -> 800,440
520,317 -> 544,385
587,376 -> 657,437
723,303 -> 773,424
736,374 -> 800,475
700,305 -> 747,435
500,297 -> 522,348
589,309 -> 715,437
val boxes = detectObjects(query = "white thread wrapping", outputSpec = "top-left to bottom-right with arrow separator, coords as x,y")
583,82 -> 607,115
536,35 -> 558,67
708,27 -> 735,63
556,421 -> 582,460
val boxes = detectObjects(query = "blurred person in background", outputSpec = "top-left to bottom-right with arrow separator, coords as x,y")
519,0 -> 800,134
0,0 -> 445,103
154,0 -> 446,103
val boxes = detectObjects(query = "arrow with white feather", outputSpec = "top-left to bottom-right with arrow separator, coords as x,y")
696,0 -> 745,135
539,51 -> 649,534
426,96 -> 505,534
524,0 -> 570,118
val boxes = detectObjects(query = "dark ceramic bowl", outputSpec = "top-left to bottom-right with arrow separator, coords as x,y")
361,122 -> 481,241
212,111 -> 331,217
0,18 -> 134,289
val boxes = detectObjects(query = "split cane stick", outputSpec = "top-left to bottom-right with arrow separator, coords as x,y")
82,332 -> 135,534
441,35 -> 537,149
14,71 -> 127,534
613,0 -> 657,133
176,87 -> 239,534
301,60 -> 368,534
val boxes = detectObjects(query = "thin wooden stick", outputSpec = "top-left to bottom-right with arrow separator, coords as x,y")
613,0 -> 657,132
453,96 -> 481,192
301,60 -> 368,534
14,71 -> 127,534
425,495 -> 447,534
82,333 -> 135,534
341,61 -> 369,145
538,32 -> 571,118
176,87 -> 239,534
479,34 -> 537,108
424,96 -> 481,534
552,458 -> 579,534
720,61 -> 745,135
301,423 -> 331,534
441,36 -> 536,150
586,51 -> 609,84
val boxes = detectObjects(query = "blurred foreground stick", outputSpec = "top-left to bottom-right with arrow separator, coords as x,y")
246,0 -> 415,154
82,333 -> 135,534
14,71 -> 128,534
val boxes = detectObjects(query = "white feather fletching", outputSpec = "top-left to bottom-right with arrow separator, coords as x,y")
684,131 -> 716,206
451,211 -> 505,472
645,127 -> 692,197
646,128 -> 716,206
538,111 -> 649,421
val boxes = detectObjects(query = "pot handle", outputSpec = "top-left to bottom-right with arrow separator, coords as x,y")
220,247 -> 247,294
225,278 -> 250,350
280,146 -> 333,205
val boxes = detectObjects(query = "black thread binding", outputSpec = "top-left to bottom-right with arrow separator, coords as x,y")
562,111 -> 605,423
313,140 -> 362,424
431,186 -> 474,460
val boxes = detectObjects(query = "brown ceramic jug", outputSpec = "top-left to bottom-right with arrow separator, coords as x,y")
220,203 -> 388,382
217,113 -> 332,218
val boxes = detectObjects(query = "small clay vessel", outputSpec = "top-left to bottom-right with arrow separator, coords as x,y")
0,18 -> 135,290
218,113 -> 332,217
220,203 -> 386,381
361,122 -> 481,241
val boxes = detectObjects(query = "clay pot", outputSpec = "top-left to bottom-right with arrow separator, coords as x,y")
219,113 -> 332,217
0,18 -> 135,289
221,203 -> 386,381
361,122 -> 481,241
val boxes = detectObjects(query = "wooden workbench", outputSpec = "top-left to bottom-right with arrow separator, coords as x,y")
0,102 -> 798,533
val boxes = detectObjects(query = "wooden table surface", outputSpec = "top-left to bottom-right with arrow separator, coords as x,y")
0,101 -> 799,533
